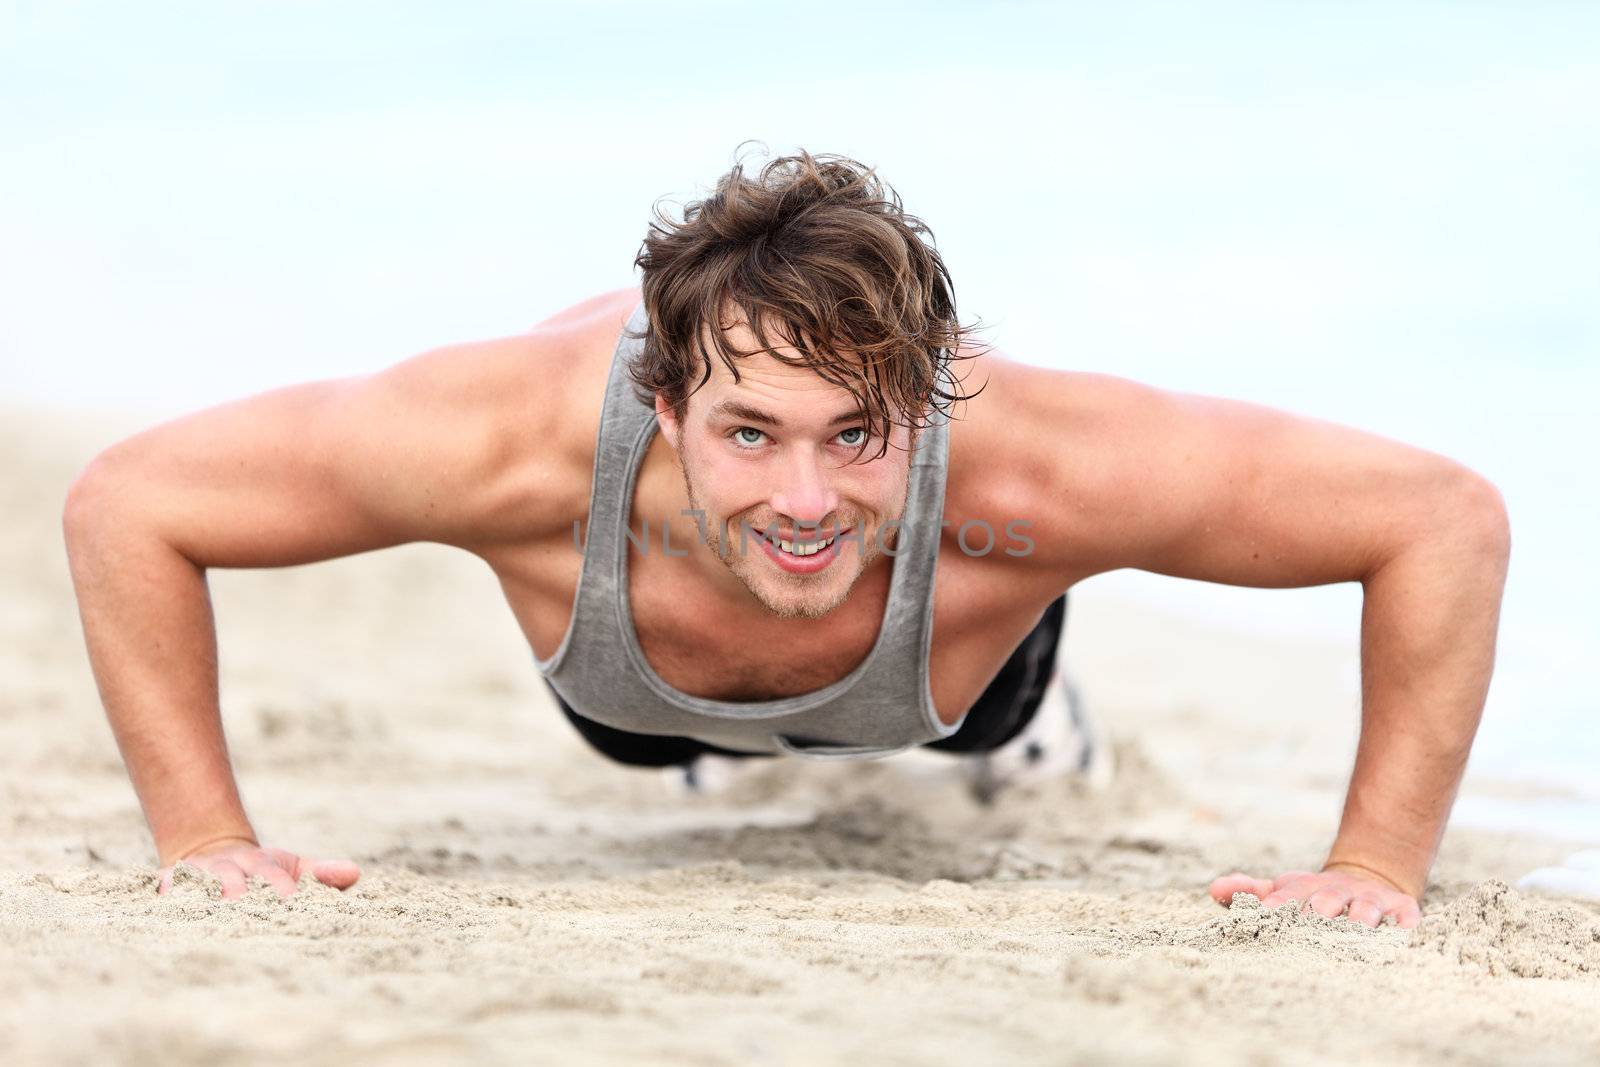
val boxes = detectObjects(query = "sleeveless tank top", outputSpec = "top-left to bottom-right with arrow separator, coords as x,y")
534,300 -> 966,760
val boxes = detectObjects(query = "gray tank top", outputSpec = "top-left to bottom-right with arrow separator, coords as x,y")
534,300 -> 964,760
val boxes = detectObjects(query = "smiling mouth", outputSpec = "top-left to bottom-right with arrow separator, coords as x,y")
757,528 -> 849,557
773,534 -> 837,557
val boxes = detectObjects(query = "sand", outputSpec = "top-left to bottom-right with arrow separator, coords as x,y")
3,405 -> 1598,1066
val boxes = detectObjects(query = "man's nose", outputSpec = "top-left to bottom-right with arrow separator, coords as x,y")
769,448 -> 840,528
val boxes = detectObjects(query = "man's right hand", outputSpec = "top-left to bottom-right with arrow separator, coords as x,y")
156,839 -> 362,900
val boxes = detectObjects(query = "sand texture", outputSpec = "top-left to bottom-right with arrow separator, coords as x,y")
3,407 -> 1598,1066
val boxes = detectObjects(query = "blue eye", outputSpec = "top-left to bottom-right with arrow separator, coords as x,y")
732,427 -> 765,447
838,427 -> 867,446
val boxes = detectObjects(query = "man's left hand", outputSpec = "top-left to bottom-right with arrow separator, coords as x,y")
1208,865 -> 1422,928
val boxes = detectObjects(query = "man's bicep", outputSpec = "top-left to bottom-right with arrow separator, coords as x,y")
1028,373 -> 1474,588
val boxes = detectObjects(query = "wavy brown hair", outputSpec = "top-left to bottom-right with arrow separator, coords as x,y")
628,145 -> 987,460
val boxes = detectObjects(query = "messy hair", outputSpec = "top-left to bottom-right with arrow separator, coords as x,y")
628,144 -> 987,460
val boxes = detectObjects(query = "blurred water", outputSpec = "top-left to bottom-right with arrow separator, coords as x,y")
1,2 -> 1594,826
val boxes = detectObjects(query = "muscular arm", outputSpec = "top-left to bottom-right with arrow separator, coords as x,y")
966,360 -> 1510,914
62,331 -> 580,871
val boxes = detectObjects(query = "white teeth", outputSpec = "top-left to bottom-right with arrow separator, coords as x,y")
776,535 -> 836,557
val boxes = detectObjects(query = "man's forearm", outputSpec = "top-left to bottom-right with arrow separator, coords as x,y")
64,480 -> 258,866
1325,480 -> 1511,898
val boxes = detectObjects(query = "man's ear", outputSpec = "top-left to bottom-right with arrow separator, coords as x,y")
654,394 -> 680,450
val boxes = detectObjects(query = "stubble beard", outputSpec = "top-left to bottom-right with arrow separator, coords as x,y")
676,441 -> 890,621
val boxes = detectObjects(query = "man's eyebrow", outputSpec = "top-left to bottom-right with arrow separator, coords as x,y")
707,399 -> 864,428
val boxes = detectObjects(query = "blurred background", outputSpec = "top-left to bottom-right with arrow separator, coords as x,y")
3,1 -> 1595,835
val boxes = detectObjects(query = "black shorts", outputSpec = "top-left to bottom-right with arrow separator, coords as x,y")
546,593 -> 1069,768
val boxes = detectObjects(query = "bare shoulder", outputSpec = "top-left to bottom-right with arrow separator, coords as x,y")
943,345 -> 1185,582
945,337 -> 1509,599
368,285 -> 638,552
63,286 -> 639,574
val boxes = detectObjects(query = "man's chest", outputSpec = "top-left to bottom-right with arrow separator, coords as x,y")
494,528 -> 1066,728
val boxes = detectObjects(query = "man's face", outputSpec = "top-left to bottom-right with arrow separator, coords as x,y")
655,317 -> 915,620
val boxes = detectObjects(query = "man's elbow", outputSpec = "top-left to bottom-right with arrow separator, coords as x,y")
1446,465 -> 1511,567
62,451 -> 129,552
63,462 -> 102,551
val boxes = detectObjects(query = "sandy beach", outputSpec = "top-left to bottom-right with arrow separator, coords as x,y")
3,405 -> 1597,1066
